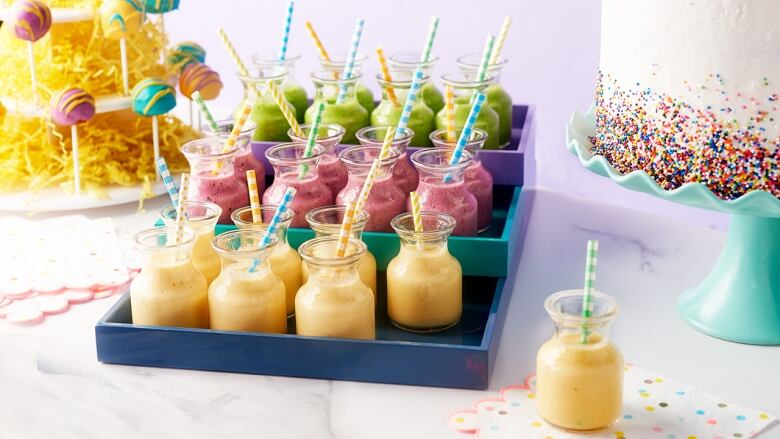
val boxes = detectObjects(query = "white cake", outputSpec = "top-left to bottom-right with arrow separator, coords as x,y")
593,0 -> 779,199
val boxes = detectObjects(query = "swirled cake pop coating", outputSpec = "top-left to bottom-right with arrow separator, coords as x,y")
179,63 -> 223,100
10,0 -> 52,42
131,78 -> 176,116
50,88 -> 96,126
143,0 -> 178,13
169,41 -> 206,71
100,0 -> 143,40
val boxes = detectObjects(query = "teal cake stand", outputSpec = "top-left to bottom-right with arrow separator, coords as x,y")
566,106 -> 780,345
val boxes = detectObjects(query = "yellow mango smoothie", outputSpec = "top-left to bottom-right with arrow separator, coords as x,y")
160,201 -> 222,285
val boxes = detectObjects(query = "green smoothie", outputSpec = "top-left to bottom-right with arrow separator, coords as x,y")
371,101 -> 434,147
305,100 -> 368,145
244,98 -> 295,142
356,84 -> 375,116
485,84 -> 512,147
436,95 -> 500,149
284,83 -> 309,124
421,82 -> 444,115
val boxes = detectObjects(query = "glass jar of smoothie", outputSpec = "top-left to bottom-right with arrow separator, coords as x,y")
181,137 -> 249,224
232,205 -> 302,318
430,128 -> 493,233
160,201 -> 222,285
356,126 -> 418,194
457,53 -> 513,148
209,229 -> 287,333
253,51 -> 309,123
388,51 -> 445,114
303,206 -> 376,298
387,211 -> 461,332
436,73 -> 501,150
296,236 -> 375,340
202,119 -> 263,187
536,289 -> 624,431
337,145 -> 406,232
238,66 -> 296,142
130,226 -> 209,328
264,142 -> 334,228
318,51 -> 375,116
305,70 -> 370,144
288,123 -> 348,195
410,148 -> 478,236
370,70 -> 435,147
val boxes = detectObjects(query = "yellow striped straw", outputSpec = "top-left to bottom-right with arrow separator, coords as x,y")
375,46 -> 399,106
246,170 -> 262,224
213,99 -> 253,174
335,200 -> 357,257
172,173 -> 190,245
217,28 -> 250,76
489,16 -> 512,65
379,124 -> 396,161
445,85 -> 456,143
267,80 -> 303,137
305,21 -> 331,62
354,158 -> 381,217
410,191 -> 423,233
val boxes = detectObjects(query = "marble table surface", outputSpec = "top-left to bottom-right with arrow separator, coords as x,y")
1,188 -> 778,438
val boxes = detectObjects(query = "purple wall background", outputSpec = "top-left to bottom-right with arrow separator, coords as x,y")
167,0 -> 728,229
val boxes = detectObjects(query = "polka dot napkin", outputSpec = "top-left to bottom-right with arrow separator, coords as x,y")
449,363 -> 776,438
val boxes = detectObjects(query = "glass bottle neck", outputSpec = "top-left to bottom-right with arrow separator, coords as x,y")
305,260 -> 362,284
313,79 -> 360,103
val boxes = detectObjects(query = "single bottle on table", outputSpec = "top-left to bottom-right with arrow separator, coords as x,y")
303,206 -> 376,298
356,126 -> 418,194
387,211 -> 462,332
436,73 -> 501,150
410,148 -> 478,236
387,51 -> 445,114
263,142 -> 334,228
202,119 -> 264,187
336,145 -> 406,232
370,70 -> 435,147
160,201 -> 222,285
209,230 -> 287,333
318,51 -> 375,116
305,70 -> 370,145
181,137 -> 249,224
232,205 -> 302,318
238,66 -> 297,142
430,128 -> 493,233
130,226 -> 209,328
536,289 -> 624,431
296,236 -> 375,340
253,51 -> 309,123
456,54 -> 513,148
288,123 -> 348,195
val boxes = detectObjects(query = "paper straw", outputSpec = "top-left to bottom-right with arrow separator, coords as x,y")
419,16 -> 440,63
268,79 -> 302,136
191,91 -> 219,133
375,46 -> 399,106
335,200 -> 357,257
156,157 -> 179,208
217,28 -> 250,77
71,126 -> 80,197
249,187 -> 297,272
354,158 -> 381,216
246,170 -> 262,224
410,191 -> 423,233
445,85 -> 456,143
394,67 -> 424,139
305,21 -> 331,61
299,101 -> 325,178
278,0 -> 294,61
580,239 -> 599,343
489,16 -> 512,65
449,92 -> 486,165
476,34 -> 496,83
336,18 -> 365,103
379,124 -> 396,161
171,173 -> 189,245
212,99 -> 253,174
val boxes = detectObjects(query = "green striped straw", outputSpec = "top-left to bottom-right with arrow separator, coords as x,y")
191,91 -> 219,133
580,239 -> 599,343
336,18 -> 365,104
299,101 -> 325,178
394,66 -> 425,139
419,16 -> 440,63
249,187 -> 297,273
476,34 -> 496,83
278,0 -> 294,61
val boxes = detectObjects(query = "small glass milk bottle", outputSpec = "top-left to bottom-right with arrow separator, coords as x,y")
288,123 -> 348,195
305,70 -> 370,144
181,137 -> 249,224
232,205 -> 302,318
387,212 -> 462,332
130,226 -> 209,328
436,73 -> 501,149
318,51 -> 375,115
536,290 -> 624,431
356,126 -> 418,194
160,201 -> 222,285
370,70 -> 435,147
296,236 -> 375,340
456,54 -> 513,147
410,148 -> 478,236
304,205 -> 376,297
388,51 -> 444,114
263,142 -> 334,228
253,51 -> 309,123
238,66 -> 295,142
209,230 -> 287,334
430,128 -> 493,232
202,119 -> 264,186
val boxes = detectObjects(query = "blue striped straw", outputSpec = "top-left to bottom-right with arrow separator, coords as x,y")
336,18 -> 365,103
155,156 -> 179,208
444,92 -> 486,182
278,0 -> 294,61
249,187 -> 297,272
394,66 -> 425,139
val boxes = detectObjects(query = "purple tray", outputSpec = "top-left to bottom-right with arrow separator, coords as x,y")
250,104 -> 534,187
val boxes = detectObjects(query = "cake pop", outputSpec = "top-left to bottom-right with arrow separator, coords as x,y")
169,41 -> 205,72
50,88 -> 96,197
179,63 -> 221,128
144,0 -> 179,13
100,0 -> 143,94
9,0 -> 52,104
132,78 -> 176,179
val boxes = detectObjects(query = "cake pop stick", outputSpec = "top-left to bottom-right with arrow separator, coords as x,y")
50,88 -> 96,197
9,0 -> 52,105
143,0 -> 179,67
99,0 -> 143,95
132,78 -> 177,181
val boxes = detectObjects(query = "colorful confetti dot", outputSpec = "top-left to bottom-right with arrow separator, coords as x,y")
623,414 -> 633,420
737,415 -> 746,421
527,393 -> 536,399
707,419 -> 718,425
646,406 -> 656,412
718,403 -> 728,408
759,413 -> 769,420
696,410 -> 706,415
676,391 -> 686,396
653,426 -> 664,432
659,402 -> 669,408
532,421 -> 542,428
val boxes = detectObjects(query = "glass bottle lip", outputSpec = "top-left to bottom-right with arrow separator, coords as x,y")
202,119 -> 257,137
387,50 -> 440,69
251,51 -> 302,67
298,236 -> 367,266
410,148 -> 473,173
429,128 -> 489,148
231,205 -> 295,228
181,137 -> 241,160
305,205 -> 370,233
237,66 -> 289,85
265,142 -> 325,165
375,70 -> 431,88
391,211 -> 456,240
339,144 -> 400,168
211,228 -> 278,258
287,123 -> 346,145
455,52 -> 509,71
160,200 -> 223,225
318,51 -> 368,69
311,69 -> 363,85
440,72 -> 493,88
134,226 -> 197,251
544,289 -> 619,326
356,126 -> 414,147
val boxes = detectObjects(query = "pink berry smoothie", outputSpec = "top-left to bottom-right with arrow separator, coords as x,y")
336,173 -> 406,232
413,179 -> 477,236
465,162 -> 493,232
288,123 -> 349,196
234,148 -> 266,186
263,174 -> 333,229
356,126 -> 418,194
317,153 -> 348,195
192,171 -> 249,224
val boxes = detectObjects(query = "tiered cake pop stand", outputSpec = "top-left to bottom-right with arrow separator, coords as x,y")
566,106 -> 780,346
